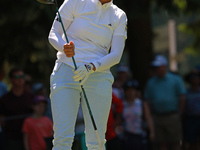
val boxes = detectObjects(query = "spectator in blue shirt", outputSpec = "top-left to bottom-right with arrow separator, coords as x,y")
144,55 -> 186,150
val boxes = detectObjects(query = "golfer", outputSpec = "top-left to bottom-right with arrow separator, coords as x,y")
48,0 -> 127,149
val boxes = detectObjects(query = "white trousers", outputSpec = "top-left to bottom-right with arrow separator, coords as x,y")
50,61 -> 114,150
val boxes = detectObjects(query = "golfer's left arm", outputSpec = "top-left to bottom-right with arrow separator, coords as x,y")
73,13 -> 127,84
72,35 -> 126,85
92,13 -> 127,72
72,35 -> 126,73
92,35 -> 126,72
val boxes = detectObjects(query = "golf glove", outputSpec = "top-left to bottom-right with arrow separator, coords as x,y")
73,63 -> 94,85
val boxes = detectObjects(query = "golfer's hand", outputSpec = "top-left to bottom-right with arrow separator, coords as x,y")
63,41 -> 75,57
73,63 -> 94,85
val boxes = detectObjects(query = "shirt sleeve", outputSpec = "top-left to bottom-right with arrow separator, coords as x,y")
58,0 -> 77,21
113,13 -> 127,39
48,0 -> 77,52
48,17 -> 73,52
92,35 -> 126,72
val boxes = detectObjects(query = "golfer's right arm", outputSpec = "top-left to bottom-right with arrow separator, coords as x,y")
48,18 -> 74,57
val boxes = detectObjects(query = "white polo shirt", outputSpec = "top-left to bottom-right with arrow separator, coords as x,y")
52,0 -> 127,72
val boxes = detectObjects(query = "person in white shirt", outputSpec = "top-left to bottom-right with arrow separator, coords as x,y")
48,0 -> 127,149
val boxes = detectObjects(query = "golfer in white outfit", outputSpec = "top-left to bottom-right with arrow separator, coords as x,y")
48,0 -> 127,149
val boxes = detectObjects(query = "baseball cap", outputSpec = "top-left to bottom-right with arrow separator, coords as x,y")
123,79 -> 139,90
33,95 -> 47,104
151,55 -> 168,67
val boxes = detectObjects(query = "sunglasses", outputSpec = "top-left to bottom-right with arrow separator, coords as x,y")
12,74 -> 25,79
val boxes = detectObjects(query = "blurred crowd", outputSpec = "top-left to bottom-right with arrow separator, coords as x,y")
0,54 -> 200,150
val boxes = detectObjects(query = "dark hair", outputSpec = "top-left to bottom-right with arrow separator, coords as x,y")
9,68 -> 24,78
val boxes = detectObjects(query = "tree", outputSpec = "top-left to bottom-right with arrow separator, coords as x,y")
177,0 -> 200,54
125,0 -> 153,92
0,0 -> 57,87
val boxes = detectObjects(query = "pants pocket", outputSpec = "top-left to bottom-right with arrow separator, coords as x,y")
50,61 -> 62,87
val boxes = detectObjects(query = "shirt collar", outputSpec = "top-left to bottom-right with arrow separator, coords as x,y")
102,0 -> 113,8
92,0 -> 113,9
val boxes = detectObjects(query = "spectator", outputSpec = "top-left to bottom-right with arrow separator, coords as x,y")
144,55 -> 186,150
32,82 -> 52,120
0,67 -> 8,149
182,70 -> 200,150
106,94 -> 123,150
22,95 -> 53,150
112,65 -> 130,100
121,79 -> 154,150
0,68 -> 34,150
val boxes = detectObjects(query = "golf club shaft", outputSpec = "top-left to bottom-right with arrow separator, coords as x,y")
56,7 -> 77,69
56,5 -> 104,150
81,85 -> 104,150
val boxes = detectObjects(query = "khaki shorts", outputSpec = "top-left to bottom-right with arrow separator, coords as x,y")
153,113 -> 182,143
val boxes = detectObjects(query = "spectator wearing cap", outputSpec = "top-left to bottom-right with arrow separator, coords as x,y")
22,95 -> 53,150
144,55 -> 186,150
0,68 -> 34,150
182,70 -> 200,150
121,79 -> 154,150
32,82 -> 53,121
112,65 -> 130,100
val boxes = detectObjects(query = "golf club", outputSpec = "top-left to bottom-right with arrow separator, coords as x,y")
36,0 -> 104,150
